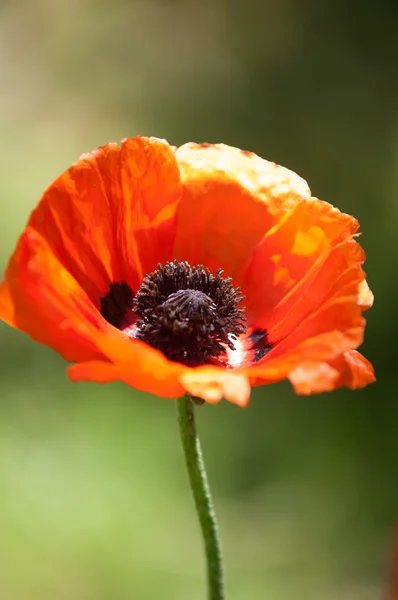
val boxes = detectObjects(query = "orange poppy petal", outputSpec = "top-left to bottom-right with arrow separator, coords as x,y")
242,313 -> 372,393
358,279 -> 374,310
108,137 -> 182,286
287,350 -> 375,395
68,356 -> 186,399
241,230 -> 372,392
240,197 -> 360,330
173,142 -> 311,279
27,136 -> 181,303
0,228 -> 107,362
28,142 -> 121,302
265,237 -> 368,349
180,366 -> 251,407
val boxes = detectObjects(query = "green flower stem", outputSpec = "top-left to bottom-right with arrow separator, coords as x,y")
177,393 -> 225,600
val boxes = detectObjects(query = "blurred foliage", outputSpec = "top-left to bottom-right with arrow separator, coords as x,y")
0,0 -> 397,598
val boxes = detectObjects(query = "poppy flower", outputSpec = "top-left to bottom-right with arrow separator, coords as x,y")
0,136 -> 375,407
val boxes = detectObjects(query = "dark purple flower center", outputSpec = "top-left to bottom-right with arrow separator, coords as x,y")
132,261 -> 246,365
100,261 -> 271,366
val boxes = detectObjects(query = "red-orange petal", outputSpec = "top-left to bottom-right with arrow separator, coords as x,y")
68,349 -> 187,399
265,238 -> 367,352
108,137 -> 182,287
239,228 -> 372,394
180,367 -> 251,407
173,143 -> 311,279
26,137 -> 181,302
242,315 -> 371,395
0,228 -> 107,362
287,350 -> 375,394
0,137 -> 182,360
239,197 -> 360,331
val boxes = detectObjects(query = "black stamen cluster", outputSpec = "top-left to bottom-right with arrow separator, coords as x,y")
133,260 -> 247,365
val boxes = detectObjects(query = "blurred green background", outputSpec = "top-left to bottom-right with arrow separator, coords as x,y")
0,1 -> 396,598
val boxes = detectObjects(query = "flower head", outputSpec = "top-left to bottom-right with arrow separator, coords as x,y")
0,137 -> 375,406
